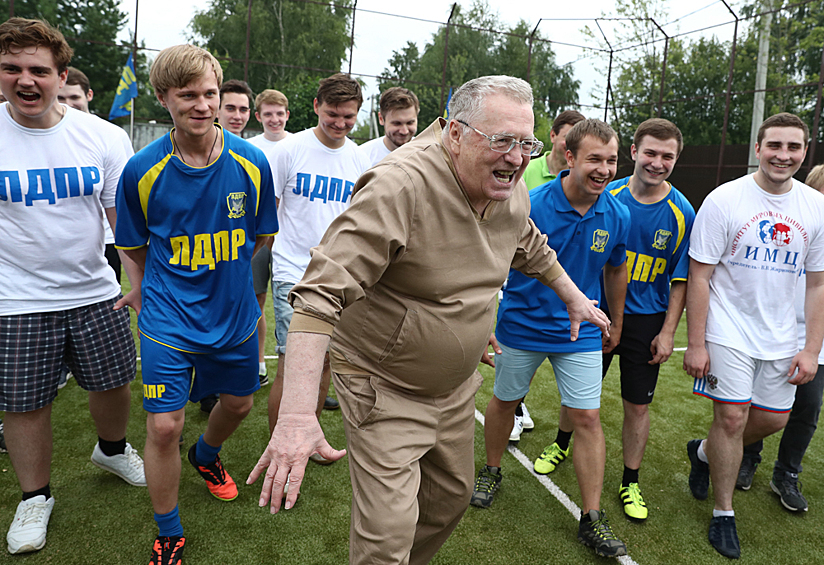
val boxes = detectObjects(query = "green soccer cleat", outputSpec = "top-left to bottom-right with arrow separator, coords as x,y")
533,443 -> 570,475
619,483 -> 648,520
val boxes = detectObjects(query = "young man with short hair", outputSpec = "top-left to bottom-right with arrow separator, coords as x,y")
472,119 -> 630,558
0,17 -> 144,555
56,66 -> 92,111
601,118 -> 695,520
217,78 -> 252,137
115,44 -> 277,564
266,72 -> 371,457
522,109 -> 585,190
359,86 -> 419,166
684,113 -> 824,559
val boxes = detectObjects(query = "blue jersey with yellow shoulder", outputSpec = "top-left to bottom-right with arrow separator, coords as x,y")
115,127 -> 278,353
496,171 -> 630,353
605,176 -> 695,315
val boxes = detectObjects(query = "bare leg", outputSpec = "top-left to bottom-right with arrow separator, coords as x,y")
483,395 -> 521,468
707,402 -> 749,511
256,293 -> 267,365
742,406 -> 789,446
145,409 -> 185,514
622,400 -> 650,469
567,407 -> 605,512
88,383 -> 131,442
5,406 -> 52,492
202,393 -> 254,448
559,405 -> 574,435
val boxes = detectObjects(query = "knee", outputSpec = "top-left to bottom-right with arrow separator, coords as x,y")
715,408 -> 747,435
568,408 -> 601,432
147,415 -> 184,446
222,395 -> 254,419
624,402 -> 649,421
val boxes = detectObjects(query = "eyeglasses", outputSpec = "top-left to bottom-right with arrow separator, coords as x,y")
456,119 -> 544,157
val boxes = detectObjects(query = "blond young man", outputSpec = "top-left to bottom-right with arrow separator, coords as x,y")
360,86 -> 419,166
115,45 -> 277,564
0,17 -> 144,555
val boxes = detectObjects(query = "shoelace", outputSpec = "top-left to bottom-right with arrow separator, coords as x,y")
623,484 -> 645,505
542,446 -> 563,463
475,472 -> 497,493
785,475 -> 803,494
125,445 -> 144,470
591,516 -> 620,541
18,501 -> 48,526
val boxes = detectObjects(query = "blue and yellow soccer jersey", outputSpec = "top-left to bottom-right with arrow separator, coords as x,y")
496,171 -> 631,353
115,127 -> 278,353
605,176 -> 695,315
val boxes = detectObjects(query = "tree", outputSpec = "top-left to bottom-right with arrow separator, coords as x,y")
188,0 -> 353,132
379,1 -> 579,145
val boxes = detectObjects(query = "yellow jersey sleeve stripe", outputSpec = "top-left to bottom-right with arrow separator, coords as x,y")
229,150 -> 262,215
137,154 -> 173,223
115,244 -> 148,250
609,180 -> 630,197
668,200 -> 687,254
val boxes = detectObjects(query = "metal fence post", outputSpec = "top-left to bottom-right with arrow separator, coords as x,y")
716,0 -> 739,187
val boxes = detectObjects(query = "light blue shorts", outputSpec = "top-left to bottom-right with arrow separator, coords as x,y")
493,342 -> 603,410
272,280 -> 295,355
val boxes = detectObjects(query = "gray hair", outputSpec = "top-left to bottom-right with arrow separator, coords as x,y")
443,75 -> 533,141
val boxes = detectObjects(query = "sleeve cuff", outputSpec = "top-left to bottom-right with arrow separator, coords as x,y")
536,261 -> 566,286
288,310 -> 336,336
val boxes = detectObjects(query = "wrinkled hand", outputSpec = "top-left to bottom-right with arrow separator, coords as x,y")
683,345 -> 710,379
247,413 -> 346,513
649,331 -> 675,365
480,334 -> 502,368
114,288 -> 141,315
789,350 -> 818,385
567,298 -> 610,342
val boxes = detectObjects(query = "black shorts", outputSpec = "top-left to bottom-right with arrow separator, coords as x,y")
251,246 -> 272,296
105,243 -> 122,284
602,312 -> 666,405
0,296 -> 137,412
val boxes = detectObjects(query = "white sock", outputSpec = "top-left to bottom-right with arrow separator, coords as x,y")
713,509 -> 734,518
697,440 -> 709,463
259,361 -> 267,374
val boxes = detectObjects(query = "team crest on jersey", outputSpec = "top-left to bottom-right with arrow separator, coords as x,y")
227,192 -> 247,218
758,219 -> 793,247
706,373 -> 718,391
591,229 -> 609,253
652,229 -> 672,250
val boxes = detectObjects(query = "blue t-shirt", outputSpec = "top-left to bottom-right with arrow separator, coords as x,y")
116,128 -> 279,353
605,176 -> 695,315
496,170 -> 630,352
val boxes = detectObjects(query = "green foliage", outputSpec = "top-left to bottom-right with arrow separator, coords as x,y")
379,1 -> 579,144
588,0 -> 824,146
188,0 -> 353,132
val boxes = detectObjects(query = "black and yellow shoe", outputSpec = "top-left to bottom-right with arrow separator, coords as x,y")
578,509 -> 627,558
619,483 -> 648,520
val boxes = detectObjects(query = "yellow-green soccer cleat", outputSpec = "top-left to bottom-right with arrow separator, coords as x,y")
533,443 -> 570,475
619,483 -> 648,520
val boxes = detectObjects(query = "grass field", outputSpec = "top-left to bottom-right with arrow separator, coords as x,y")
2,289 -> 822,564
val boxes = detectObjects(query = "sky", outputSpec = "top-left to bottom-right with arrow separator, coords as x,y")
117,0 -> 746,118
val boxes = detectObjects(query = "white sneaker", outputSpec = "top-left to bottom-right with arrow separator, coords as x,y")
7,496 -> 54,554
91,443 -> 147,486
521,402 -> 535,431
509,414 -> 524,442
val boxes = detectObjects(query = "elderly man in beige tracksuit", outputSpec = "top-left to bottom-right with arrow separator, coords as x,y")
249,75 -> 610,564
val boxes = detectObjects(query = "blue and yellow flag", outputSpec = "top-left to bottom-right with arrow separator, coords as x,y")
443,88 -> 453,119
109,53 -> 138,120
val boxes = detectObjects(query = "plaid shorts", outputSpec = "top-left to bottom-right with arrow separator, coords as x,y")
0,296 -> 137,412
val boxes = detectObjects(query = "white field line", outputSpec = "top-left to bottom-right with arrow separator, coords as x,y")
474,408 -> 641,565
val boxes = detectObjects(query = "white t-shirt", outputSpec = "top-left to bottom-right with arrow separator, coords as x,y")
794,270 -> 824,364
248,131 -> 291,159
0,103 -> 133,315
271,128 -> 371,284
359,136 -> 392,167
689,174 -> 824,359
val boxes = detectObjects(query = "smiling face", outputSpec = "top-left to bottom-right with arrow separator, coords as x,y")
564,134 -> 619,203
157,72 -> 220,141
217,91 -> 251,135
57,82 -> 92,112
380,105 -> 418,150
754,126 -> 807,194
448,93 -> 534,214
256,102 -> 289,141
631,135 -> 679,189
0,45 -> 66,128
313,98 -> 359,149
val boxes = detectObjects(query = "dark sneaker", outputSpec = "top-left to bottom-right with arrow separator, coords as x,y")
770,471 -> 808,512
687,439 -> 709,500
735,457 -> 758,491
149,535 -> 186,565
708,515 -> 740,559
187,445 -> 238,501
259,372 -> 269,387
200,394 -> 218,414
578,509 -> 627,558
470,465 -> 502,508
323,396 -> 340,410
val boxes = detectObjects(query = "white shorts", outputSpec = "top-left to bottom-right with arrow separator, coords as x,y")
693,342 -> 795,412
